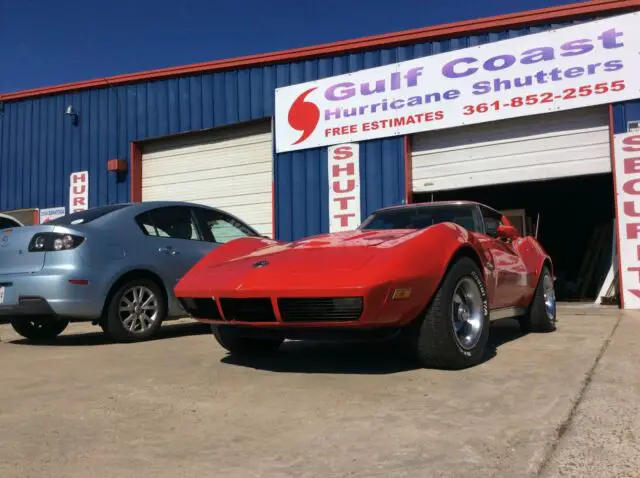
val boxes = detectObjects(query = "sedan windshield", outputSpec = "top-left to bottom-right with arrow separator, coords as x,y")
359,205 -> 476,231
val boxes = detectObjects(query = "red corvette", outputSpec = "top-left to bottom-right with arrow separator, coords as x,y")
175,201 -> 556,369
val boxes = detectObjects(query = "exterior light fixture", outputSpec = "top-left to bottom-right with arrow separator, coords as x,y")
65,105 -> 78,126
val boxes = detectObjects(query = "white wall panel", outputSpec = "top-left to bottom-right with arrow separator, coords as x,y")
411,106 -> 611,193
141,120 -> 273,236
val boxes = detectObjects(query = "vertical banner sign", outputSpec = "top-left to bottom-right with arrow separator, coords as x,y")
614,132 -> 640,308
328,143 -> 361,232
69,171 -> 89,213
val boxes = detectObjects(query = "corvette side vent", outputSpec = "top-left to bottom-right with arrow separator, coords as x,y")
179,298 -> 222,320
278,297 -> 363,322
219,298 -> 277,322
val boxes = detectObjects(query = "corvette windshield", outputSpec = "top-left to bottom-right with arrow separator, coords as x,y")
359,205 -> 476,231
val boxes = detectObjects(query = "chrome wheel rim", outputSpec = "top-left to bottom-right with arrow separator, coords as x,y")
118,286 -> 159,333
451,277 -> 484,350
543,274 -> 556,321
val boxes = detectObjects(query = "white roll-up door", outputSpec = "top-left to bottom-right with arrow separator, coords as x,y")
141,120 -> 273,237
411,106 -> 611,193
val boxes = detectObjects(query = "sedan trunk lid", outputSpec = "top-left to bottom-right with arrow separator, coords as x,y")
0,226 -> 56,275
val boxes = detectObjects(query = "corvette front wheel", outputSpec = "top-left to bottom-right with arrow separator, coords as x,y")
212,326 -> 283,357
410,257 -> 490,370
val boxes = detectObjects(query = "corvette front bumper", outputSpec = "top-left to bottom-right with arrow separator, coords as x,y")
176,281 -> 431,329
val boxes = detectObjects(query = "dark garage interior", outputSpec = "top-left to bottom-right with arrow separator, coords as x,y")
413,174 -> 616,303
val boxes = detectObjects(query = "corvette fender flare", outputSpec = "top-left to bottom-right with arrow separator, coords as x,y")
381,224 -> 489,310
411,224 -> 489,282
517,236 -> 554,288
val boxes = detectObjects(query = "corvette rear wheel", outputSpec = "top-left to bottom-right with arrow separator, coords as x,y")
212,326 -> 283,356
409,257 -> 490,370
519,266 -> 556,334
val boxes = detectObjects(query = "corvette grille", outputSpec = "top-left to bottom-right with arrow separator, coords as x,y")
219,298 -> 277,322
179,298 -> 222,320
278,297 -> 364,322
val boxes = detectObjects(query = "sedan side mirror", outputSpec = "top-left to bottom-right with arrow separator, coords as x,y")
497,224 -> 519,240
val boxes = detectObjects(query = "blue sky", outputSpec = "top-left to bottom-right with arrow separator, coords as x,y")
1,0 -> 582,94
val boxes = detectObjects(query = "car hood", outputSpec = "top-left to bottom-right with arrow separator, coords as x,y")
175,229 -> 418,294
214,229 -> 416,272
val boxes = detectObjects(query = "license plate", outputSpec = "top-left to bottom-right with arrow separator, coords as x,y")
0,286 -> 4,304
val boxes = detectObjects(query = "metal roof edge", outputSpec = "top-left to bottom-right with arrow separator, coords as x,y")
2,0 -> 639,102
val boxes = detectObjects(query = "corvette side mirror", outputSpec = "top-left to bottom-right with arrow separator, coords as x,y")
497,224 -> 519,240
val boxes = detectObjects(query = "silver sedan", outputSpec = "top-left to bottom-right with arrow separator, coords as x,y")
0,201 -> 260,342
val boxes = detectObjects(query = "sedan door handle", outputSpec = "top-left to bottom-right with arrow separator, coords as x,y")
158,246 -> 180,256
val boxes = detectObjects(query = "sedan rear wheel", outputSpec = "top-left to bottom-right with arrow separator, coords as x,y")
11,316 -> 69,342
101,279 -> 166,343
118,286 -> 160,334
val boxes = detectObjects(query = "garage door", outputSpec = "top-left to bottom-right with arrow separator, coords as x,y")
411,106 -> 611,193
141,120 -> 273,237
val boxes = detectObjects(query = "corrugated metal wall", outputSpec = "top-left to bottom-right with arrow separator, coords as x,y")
274,137 -> 404,241
0,15 -> 619,241
613,99 -> 640,134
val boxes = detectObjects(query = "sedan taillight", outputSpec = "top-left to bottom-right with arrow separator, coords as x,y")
28,233 -> 85,252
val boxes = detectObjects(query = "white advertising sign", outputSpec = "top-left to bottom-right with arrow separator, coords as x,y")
39,207 -> 66,224
69,171 -> 89,213
328,143 -> 361,232
275,12 -> 640,153
614,132 -> 640,309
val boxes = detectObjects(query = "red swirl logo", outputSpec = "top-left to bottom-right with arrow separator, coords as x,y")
288,87 -> 320,145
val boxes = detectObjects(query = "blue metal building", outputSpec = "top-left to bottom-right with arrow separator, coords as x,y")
1,0 -> 639,241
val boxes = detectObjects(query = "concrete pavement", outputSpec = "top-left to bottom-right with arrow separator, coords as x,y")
540,309 -> 640,478
0,306 -> 637,477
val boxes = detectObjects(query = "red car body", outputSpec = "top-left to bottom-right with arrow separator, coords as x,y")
174,201 -> 552,334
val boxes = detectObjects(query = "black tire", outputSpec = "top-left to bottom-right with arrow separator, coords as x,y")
101,279 -> 166,343
212,325 -> 283,356
408,257 -> 490,370
519,266 -> 556,334
11,317 -> 69,341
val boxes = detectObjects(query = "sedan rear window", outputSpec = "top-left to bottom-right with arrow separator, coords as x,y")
47,204 -> 131,225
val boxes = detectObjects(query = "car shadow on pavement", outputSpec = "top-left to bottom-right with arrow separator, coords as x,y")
220,318 -> 525,375
484,318 -> 527,360
222,339 -> 421,374
7,321 -> 211,347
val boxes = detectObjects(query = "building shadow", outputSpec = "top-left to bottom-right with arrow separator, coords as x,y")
6,320 -> 211,347
220,318 -> 525,375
